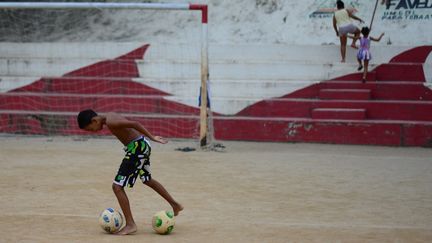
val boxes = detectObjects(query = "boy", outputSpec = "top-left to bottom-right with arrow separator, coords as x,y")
77,109 -> 183,235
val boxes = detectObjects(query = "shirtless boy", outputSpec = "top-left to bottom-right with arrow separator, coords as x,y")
77,109 -> 183,235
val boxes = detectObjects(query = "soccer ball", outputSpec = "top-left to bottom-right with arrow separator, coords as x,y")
152,210 -> 175,234
98,208 -> 123,233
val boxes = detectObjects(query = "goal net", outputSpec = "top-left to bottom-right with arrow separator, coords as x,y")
0,2 -> 212,146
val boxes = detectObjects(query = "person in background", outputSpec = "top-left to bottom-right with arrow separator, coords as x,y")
332,0 -> 364,62
354,27 -> 385,82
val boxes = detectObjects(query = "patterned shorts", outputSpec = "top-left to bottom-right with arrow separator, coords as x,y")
113,136 -> 152,188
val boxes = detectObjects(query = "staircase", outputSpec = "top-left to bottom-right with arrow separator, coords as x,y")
215,46 -> 432,146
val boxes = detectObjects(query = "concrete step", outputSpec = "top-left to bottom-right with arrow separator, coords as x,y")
237,98 -> 432,121
0,56 -> 367,82
0,92 -> 259,115
0,92 -> 200,115
3,92 -> 432,121
0,58 -> 96,77
137,61 -> 364,81
286,81 -> 432,101
165,96 -> 261,115
311,108 -> 366,120
7,77 -> 168,95
0,42 -> 144,59
1,76 -> 316,99
1,42 -> 409,64
134,78 -> 317,99
4,74 -> 430,102
375,63 -> 426,82
3,76 -> 431,115
214,115 -> 432,146
0,57 -> 138,77
0,76 -> 41,93
145,44 -> 345,63
320,81 -> 432,100
331,71 -> 378,82
0,110 -> 199,138
2,109 -> 432,146
319,89 -> 371,100
332,63 -> 431,83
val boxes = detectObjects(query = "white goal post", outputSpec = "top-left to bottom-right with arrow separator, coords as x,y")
0,1 -> 210,146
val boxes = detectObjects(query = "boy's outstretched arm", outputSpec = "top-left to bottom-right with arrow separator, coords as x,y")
371,33 -> 385,42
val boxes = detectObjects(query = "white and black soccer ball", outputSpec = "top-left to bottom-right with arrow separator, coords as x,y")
98,208 -> 123,233
152,210 -> 175,234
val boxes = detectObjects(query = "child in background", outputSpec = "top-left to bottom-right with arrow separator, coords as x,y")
332,0 -> 364,62
355,27 -> 384,82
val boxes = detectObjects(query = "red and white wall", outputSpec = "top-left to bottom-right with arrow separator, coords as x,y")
1,0 -> 431,145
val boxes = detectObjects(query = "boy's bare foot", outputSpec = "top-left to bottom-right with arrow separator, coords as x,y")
173,203 -> 184,216
115,224 -> 137,235
341,59 -> 346,63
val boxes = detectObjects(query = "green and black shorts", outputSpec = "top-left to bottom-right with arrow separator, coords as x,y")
113,136 -> 152,188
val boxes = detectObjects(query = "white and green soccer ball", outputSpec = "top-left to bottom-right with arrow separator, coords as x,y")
98,208 -> 124,233
152,210 -> 175,234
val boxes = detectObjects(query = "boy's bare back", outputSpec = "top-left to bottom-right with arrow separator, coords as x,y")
103,113 -> 167,145
104,113 -> 142,145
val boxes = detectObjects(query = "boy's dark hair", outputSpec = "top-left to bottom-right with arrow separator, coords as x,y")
336,0 -> 345,9
361,27 -> 370,37
77,109 -> 98,129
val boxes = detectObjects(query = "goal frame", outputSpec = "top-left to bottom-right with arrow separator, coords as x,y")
0,1 -> 210,146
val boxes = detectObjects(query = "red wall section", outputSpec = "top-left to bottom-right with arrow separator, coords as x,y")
390,46 -> 432,63
214,118 -> 404,146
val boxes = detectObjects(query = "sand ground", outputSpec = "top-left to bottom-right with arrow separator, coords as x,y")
0,136 -> 432,242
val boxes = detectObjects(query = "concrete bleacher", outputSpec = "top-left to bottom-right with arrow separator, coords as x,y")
1,42 -> 432,146
139,43 -> 425,115
219,45 -> 432,146
1,42 -> 372,116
